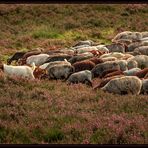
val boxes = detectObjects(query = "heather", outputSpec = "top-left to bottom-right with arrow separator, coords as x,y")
0,4 -> 147,144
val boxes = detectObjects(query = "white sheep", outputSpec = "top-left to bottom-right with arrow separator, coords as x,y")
101,76 -> 142,95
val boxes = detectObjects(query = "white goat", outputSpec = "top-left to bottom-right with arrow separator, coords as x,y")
2,63 -> 36,79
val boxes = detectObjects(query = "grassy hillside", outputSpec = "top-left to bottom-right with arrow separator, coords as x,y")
0,4 -> 147,144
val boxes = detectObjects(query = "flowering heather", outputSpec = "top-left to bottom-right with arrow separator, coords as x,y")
0,4 -> 147,144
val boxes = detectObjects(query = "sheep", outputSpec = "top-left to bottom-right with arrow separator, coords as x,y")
68,54 -> 93,64
72,60 -> 95,72
101,69 -> 120,78
105,43 -> 125,53
101,57 -> 117,62
127,55 -> 148,69
100,52 -> 126,59
67,70 -> 92,86
0,62 -> 36,79
71,44 -> 91,50
45,60 -> 71,71
26,54 -> 50,66
91,61 -> 120,78
44,54 -> 72,63
73,40 -> 94,47
134,68 -> 148,78
144,72 -> 148,79
123,68 -> 141,76
134,46 -> 148,55
116,60 -> 128,71
103,70 -> 124,78
127,60 -> 138,69
95,45 -> 109,54
7,51 -> 26,65
140,79 -> 148,94
120,53 -> 134,60
88,57 -> 104,65
127,41 -> 145,52
101,76 -> 142,95
75,46 -> 98,54
112,31 -> 142,43
93,75 -> 125,90
33,67 -> 47,79
141,31 -> 148,38
47,64 -> 74,80
18,50 -> 42,65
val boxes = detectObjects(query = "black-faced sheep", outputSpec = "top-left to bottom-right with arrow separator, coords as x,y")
101,76 -> 142,95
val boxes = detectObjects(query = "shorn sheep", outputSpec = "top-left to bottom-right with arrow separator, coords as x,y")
101,76 -> 142,95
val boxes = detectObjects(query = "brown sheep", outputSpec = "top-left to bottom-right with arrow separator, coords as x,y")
101,69 -> 120,78
135,68 -> 148,78
72,60 -> 95,72
89,57 -> 104,65
33,67 -> 47,79
93,75 -> 124,90
103,70 -> 124,78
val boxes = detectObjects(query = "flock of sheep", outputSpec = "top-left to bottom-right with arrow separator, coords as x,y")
0,31 -> 148,95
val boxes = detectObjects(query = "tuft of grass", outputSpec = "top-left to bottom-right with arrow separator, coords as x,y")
43,128 -> 64,143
